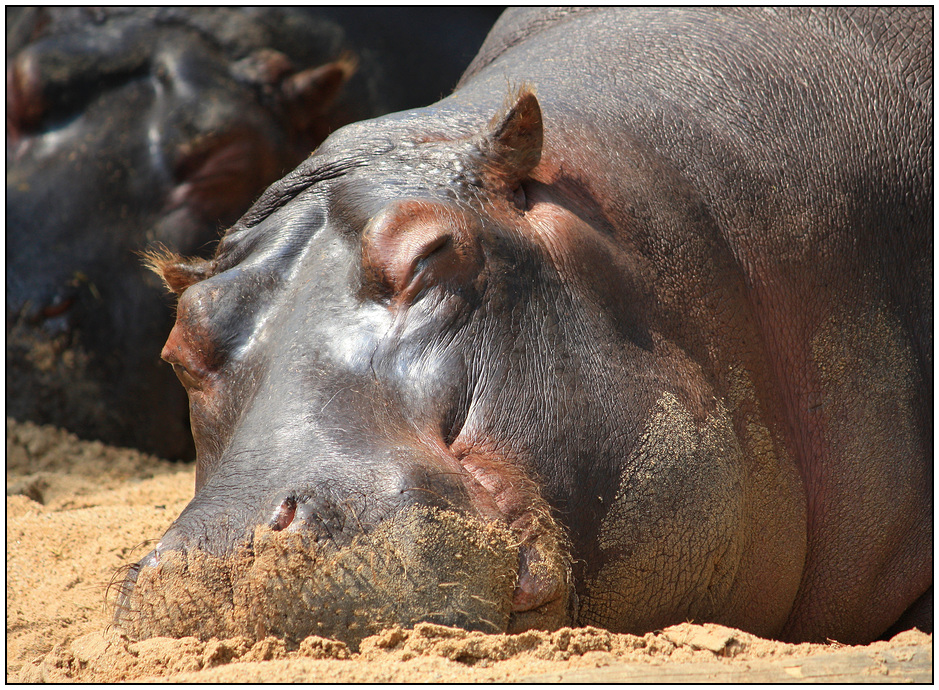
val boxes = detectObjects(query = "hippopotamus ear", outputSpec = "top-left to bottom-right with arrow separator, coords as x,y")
143,248 -> 214,295
281,54 -> 358,133
232,49 -> 357,139
484,87 -> 543,184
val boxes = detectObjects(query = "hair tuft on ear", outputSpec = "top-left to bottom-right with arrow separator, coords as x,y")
141,245 -> 214,295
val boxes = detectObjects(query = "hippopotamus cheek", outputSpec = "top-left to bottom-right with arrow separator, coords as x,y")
582,391 -> 745,633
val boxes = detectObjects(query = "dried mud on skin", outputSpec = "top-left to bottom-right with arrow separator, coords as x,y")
118,508 -> 520,647
6,417 -> 932,683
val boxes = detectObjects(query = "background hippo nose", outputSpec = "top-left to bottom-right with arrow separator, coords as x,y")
9,289 -> 79,335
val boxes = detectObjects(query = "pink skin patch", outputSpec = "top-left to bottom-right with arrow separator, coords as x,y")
456,450 -> 565,614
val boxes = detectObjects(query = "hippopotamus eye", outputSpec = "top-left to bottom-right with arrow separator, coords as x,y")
513,183 -> 528,211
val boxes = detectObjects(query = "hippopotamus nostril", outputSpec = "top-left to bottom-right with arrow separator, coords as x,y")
270,496 -> 297,531
266,493 -> 356,545
10,291 -> 79,337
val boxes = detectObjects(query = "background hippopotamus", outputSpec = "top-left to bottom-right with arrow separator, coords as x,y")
120,7 -> 931,647
6,6 -> 501,459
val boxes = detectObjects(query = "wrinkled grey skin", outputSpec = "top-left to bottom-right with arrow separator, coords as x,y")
126,7 -> 931,645
6,7 -> 500,459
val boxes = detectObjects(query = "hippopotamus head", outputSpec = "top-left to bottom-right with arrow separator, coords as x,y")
6,7 -> 378,458
118,91 -> 576,642
116,87 -> 752,646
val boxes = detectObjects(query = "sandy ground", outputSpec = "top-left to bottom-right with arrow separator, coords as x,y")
6,416 -> 932,682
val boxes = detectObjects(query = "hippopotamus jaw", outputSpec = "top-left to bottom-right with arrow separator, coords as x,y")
454,450 -> 574,629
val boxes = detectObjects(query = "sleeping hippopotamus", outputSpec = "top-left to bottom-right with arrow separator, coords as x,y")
118,7 -> 931,646
6,7 -> 500,459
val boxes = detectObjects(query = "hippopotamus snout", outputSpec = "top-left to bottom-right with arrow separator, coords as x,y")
117,443 -> 573,647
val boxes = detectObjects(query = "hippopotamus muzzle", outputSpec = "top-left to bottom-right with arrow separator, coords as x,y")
116,442 -> 573,647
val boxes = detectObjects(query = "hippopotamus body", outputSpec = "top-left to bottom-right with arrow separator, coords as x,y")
122,7 -> 931,646
6,6 -> 500,459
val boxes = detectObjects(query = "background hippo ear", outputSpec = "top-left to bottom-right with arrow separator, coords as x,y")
231,49 -> 357,142
142,248 -> 214,295
282,54 -> 358,134
484,87 -> 543,184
